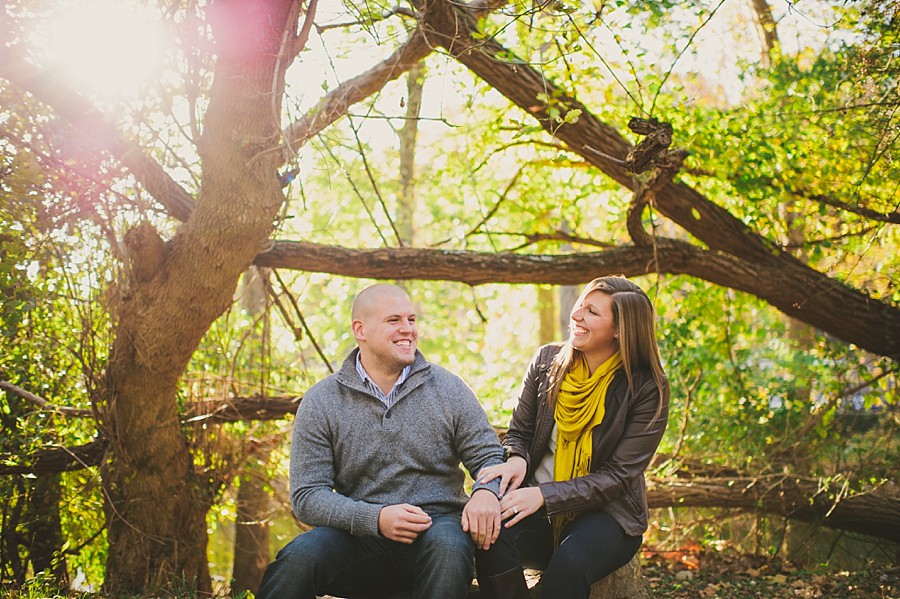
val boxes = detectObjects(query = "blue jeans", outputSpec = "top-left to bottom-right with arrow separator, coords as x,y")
475,509 -> 641,599
256,513 -> 474,599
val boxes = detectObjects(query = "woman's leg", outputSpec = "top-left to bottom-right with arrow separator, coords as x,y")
539,510 -> 642,599
474,510 -> 554,599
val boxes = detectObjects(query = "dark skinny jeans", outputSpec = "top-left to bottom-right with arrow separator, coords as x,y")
475,508 -> 641,599
257,513 -> 473,599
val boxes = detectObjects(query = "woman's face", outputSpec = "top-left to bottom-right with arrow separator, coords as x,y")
569,290 -> 619,360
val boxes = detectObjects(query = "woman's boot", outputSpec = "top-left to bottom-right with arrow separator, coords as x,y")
478,567 -> 531,599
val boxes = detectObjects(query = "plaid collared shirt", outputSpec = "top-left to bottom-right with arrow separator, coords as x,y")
355,352 -> 411,410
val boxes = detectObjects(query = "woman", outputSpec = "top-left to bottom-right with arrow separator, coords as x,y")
476,276 -> 669,599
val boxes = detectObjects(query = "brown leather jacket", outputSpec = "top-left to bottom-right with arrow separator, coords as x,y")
503,344 -> 669,537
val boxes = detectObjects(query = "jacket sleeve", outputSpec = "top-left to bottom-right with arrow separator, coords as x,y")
503,345 -> 554,469
289,391 -> 383,537
539,376 -> 669,516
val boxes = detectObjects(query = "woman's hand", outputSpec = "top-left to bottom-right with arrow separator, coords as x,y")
478,456 -> 527,497
499,487 -> 544,527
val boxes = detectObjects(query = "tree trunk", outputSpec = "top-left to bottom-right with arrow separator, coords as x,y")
398,61 -> 426,246
586,554 -> 650,599
526,553 -> 650,598
98,2 -> 299,593
231,453 -> 273,595
537,286 -> 556,344
749,0 -> 779,66
24,474 -> 68,587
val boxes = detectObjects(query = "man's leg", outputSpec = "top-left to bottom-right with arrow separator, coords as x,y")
257,526 -> 404,599
409,514 -> 475,599
539,510 -> 642,599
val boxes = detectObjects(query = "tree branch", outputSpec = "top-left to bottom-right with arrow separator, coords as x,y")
0,439 -> 108,475
281,28 -> 433,152
253,239 -> 900,357
0,381 -> 93,417
648,474 -> 900,542
0,47 -> 196,221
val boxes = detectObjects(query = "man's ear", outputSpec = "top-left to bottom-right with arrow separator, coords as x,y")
351,319 -> 365,341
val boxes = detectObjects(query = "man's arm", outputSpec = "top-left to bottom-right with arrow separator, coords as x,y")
289,393 -> 384,537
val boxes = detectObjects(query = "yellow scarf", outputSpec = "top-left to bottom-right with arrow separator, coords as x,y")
552,351 -> 622,540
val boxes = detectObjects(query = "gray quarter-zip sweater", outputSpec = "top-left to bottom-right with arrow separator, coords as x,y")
290,348 -> 504,537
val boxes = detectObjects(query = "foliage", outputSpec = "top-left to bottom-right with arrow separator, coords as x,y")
0,87 -> 112,586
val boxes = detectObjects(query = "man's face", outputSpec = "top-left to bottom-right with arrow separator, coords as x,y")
353,290 -> 418,373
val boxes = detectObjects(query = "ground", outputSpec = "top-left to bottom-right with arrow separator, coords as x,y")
643,552 -> 898,599
2,551 -> 897,597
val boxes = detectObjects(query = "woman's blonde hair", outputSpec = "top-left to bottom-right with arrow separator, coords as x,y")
547,275 -> 667,422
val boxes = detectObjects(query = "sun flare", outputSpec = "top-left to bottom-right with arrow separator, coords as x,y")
35,0 -> 170,99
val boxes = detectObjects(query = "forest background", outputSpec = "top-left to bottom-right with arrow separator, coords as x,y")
1,0 -> 898,596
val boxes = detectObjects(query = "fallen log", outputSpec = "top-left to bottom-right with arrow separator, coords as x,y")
647,475 -> 900,541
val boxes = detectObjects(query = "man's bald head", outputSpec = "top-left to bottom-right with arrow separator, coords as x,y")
351,284 -> 411,322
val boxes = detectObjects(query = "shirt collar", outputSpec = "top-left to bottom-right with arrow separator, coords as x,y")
355,351 -> 411,391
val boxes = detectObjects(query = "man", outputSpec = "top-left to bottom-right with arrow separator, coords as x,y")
257,284 -> 504,599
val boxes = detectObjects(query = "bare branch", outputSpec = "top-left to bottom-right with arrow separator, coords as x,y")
282,28 -> 432,151
0,381 -> 93,418
183,394 -> 301,423
0,439 -> 108,475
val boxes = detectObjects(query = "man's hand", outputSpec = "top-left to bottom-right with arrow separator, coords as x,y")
378,504 -> 432,544
478,456 -> 527,497
461,488 -> 501,550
